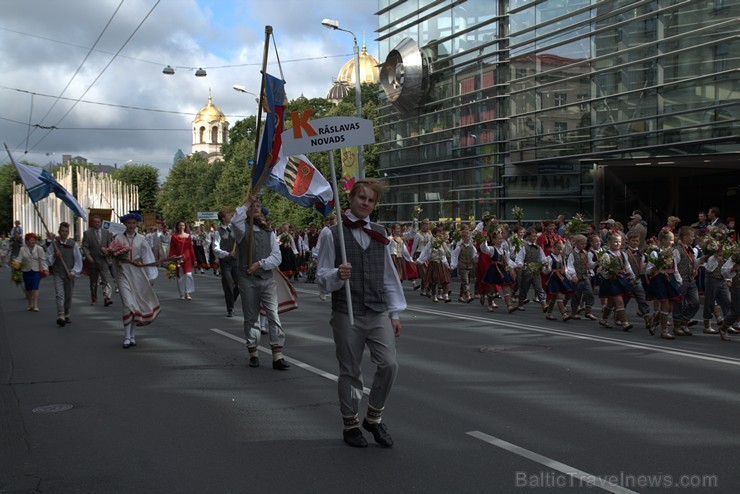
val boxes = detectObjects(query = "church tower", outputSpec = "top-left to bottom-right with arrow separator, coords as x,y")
191,90 -> 229,163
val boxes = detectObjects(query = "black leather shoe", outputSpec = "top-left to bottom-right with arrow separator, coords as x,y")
227,309 -> 233,317
343,428 -> 368,448
362,419 -> 394,448
104,298 -> 113,307
56,318 -> 66,327
272,358 -> 290,370
64,317 -> 71,324
248,356 -> 260,368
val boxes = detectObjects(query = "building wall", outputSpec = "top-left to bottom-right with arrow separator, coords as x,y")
375,0 -> 739,225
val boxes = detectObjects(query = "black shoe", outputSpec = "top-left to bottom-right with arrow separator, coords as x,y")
227,309 -> 233,317
272,358 -> 290,370
104,297 -> 113,307
260,329 -> 268,335
343,428 -> 368,448
362,419 -> 394,448
64,316 -> 71,324
248,356 -> 260,368
56,318 -> 66,327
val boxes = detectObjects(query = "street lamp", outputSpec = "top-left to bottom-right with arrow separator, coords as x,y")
322,18 -> 365,180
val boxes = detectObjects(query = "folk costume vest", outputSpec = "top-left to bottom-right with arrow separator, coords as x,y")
236,228 -> 273,279
50,239 -> 76,276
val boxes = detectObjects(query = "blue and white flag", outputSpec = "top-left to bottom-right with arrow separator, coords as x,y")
4,143 -> 87,220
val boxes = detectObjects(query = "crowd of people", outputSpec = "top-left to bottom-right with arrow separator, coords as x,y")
4,197 -> 739,449
383,207 -> 739,342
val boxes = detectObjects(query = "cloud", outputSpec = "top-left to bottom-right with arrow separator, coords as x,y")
0,0 -> 377,175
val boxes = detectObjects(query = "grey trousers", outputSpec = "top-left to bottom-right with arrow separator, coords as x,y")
330,310 -> 398,418
626,280 -> 650,315
703,276 -> 731,320
570,279 -> 595,312
88,261 -> 111,301
723,285 -> 740,327
53,273 -> 74,317
673,280 -> 700,321
237,274 -> 284,350
519,269 -> 545,302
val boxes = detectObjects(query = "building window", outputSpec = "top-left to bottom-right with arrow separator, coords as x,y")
554,93 -> 567,106
577,94 -> 589,111
211,126 -> 219,144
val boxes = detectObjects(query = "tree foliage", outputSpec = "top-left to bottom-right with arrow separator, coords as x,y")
156,153 -> 221,226
111,163 -> 161,214
0,162 -> 20,233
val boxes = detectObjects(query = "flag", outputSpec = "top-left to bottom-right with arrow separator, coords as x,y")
340,147 -> 358,192
264,148 -> 334,217
253,73 -> 286,190
4,143 -> 88,220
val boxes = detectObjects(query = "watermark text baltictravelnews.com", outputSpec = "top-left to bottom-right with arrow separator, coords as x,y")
515,471 -> 719,489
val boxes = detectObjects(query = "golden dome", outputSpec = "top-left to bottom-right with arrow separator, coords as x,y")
326,80 -> 351,104
337,45 -> 379,85
194,92 -> 226,124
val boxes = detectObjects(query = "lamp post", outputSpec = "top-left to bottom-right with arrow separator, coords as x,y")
322,18 -> 365,180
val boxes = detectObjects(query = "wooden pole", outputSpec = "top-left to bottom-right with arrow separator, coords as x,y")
328,150 -> 353,326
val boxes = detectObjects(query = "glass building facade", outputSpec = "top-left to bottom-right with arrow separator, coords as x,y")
374,0 -> 739,230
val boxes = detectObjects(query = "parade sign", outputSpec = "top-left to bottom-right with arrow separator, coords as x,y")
281,112 -> 375,156
197,211 -> 219,220
102,220 -> 126,235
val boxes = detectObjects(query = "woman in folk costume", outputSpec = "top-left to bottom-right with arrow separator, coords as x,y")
596,232 -> 636,331
277,223 -> 298,279
14,233 -> 49,311
480,230 -> 516,312
191,225 -> 210,273
542,240 -> 574,321
475,220 -> 497,306
416,227 -> 452,302
389,223 -> 414,284
115,212 -> 164,349
169,221 -> 197,300
645,228 -> 682,339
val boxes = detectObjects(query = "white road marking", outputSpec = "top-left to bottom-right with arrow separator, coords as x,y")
207,327 -> 369,394
467,431 -> 638,494
407,305 -> 740,367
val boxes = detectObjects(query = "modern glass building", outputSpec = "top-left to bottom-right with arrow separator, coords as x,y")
374,0 -> 739,231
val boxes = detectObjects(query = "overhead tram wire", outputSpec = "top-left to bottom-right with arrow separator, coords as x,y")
20,0 -> 125,150
24,0 -> 163,155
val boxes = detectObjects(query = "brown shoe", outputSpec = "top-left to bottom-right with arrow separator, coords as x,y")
673,327 -> 687,336
703,327 -> 719,334
569,314 -> 581,320
660,331 -> 675,340
584,313 -> 598,321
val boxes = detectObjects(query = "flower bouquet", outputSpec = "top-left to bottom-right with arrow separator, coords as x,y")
473,230 -> 485,244
510,234 -> 523,252
101,239 -> 131,261
598,253 -> 621,278
511,206 -> 524,223
526,261 -> 544,276
565,213 -> 588,236
450,230 -> 461,244
413,204 -> 423,219
279,233 -> 292,245
702,236 -> 720,257
655,247 -> 675,271
165,260 -> 179,279
10,260 -> 23,286
431,238 -> 444,250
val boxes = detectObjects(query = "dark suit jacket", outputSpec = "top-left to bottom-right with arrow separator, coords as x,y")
81,227 -> 113,267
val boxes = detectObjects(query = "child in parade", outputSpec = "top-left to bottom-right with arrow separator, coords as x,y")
623,231 -> 652,329
543,240 -> 573,321
596,233 -> 636,330
450,224 -> 478,303
699,235 -> 731,334
416,227 -> 452,302
645,229 -> 682,339
514,228 -> 548,312
410,219 -> 433,296
565,234 -> 598,321
479,230 -> 516,312
672,226 -> 701,336
389,223 -> 414,284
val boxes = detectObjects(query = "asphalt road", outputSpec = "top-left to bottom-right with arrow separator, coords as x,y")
1,268 -> 739,493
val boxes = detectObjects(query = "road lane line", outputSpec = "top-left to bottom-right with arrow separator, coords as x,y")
207,327 -> 369,394
408,306 -> 740,367
467,431 -> 638,494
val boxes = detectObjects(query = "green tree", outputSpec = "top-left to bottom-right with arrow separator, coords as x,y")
0,162 -> 21,233
111,163 -> 161,214
157,153 -> 220,226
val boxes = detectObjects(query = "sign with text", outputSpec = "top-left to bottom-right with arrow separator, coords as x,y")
197,211 -> 219,220
102,221 -> 126,235
281,113 -> 375,156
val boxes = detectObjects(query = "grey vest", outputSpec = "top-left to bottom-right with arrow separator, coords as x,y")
236,228 -> 274,279
572,250 -> 589,280
458,243 -> 474,270
524,243 -> 541,264
676,245 -> 695,282
330,222 -> 387,316
51,239 -> 76,275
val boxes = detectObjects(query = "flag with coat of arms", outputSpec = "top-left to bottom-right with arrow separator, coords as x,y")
263,148 -> 334,217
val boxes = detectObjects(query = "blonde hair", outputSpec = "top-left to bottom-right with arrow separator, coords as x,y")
349,178 -> 387,201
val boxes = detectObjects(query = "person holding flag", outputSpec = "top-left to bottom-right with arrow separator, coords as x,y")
46,222 -> 83,326
316,178 -> 407,449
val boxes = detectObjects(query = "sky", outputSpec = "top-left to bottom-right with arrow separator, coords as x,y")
0,0 -> 379,176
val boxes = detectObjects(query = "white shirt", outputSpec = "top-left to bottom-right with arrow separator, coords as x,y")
316,211 -> 407,320
46,239 -> 83,276
230,205 -> 282,271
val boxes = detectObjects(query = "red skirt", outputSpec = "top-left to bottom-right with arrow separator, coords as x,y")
392,255 -> 408,281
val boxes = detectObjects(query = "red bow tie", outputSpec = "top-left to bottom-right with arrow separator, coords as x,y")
342,215 -> 390,246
